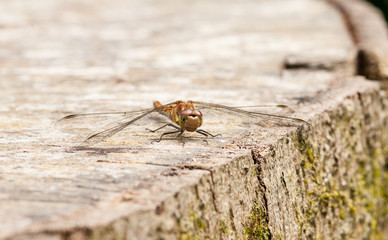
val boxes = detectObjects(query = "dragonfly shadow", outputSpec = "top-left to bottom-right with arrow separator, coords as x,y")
66,146 -> 143,156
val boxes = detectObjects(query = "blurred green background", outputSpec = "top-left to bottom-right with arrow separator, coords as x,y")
367,0 -> 388,22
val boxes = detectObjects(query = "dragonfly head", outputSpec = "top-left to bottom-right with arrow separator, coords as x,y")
178,109 -> 203,132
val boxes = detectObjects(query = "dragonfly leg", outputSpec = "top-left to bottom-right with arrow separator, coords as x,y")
146,123 -> 180,132
156,129 -> 183,142
196,129 -> 222,138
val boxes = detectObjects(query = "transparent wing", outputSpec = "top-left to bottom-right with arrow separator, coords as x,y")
55,101 -> 178,145
55,108 -> 154,134
81,108 -> 157,146
193,101 -> 310,126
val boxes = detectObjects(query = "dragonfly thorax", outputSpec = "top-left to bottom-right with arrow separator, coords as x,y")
178,109 -> 203,132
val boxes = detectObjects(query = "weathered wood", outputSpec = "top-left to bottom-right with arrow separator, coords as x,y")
0,0 -> 387,239
329,0 -> 388,80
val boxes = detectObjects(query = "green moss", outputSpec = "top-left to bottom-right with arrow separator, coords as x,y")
219,221 -> 229,234
243,202 -> 272,240
357,147 -> 388,239
179,210 -> 210,240
297,132 -> 317,170
293,102 -> 388,239
339,209 -> 346,219
180,231 -> 211,240
305,147 -> 315,164
180,233 -> 201,240
190,214 -> 206,231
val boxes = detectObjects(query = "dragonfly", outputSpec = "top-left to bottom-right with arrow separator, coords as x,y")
56,100 -> 310,146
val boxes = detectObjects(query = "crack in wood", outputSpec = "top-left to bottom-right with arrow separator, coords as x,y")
251,147 -> 274,240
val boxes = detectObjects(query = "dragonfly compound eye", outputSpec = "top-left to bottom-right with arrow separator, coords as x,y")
180,109 -> 192,117
177,109 -> 202,132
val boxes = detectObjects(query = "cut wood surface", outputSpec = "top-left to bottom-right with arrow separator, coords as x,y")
0,0 -> 387,239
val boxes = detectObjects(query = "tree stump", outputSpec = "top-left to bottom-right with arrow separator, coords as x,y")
0,0 -> 387,239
